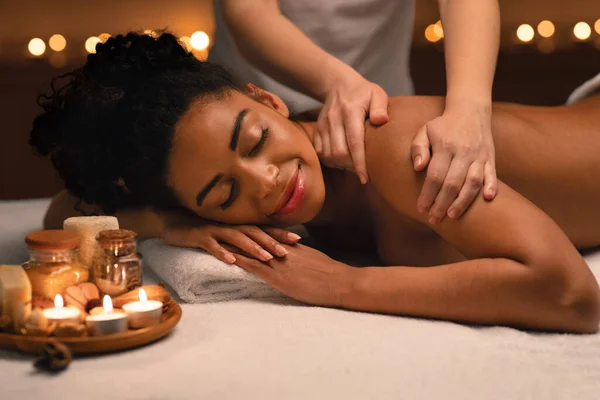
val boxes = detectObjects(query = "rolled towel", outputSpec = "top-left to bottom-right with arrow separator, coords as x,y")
138,238 -> 281,303
63,216 -> 119,268
566,71 -> 600,104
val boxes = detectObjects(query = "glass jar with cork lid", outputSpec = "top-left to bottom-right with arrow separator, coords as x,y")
92,229 -> 143,296
23,230 -> 90,301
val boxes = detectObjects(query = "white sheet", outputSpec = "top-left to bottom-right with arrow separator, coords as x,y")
1,198 -> 600,400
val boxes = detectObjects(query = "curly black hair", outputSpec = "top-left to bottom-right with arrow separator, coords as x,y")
30,31 -> 240,214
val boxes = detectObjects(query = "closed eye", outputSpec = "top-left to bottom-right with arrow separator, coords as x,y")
221,127 -> 268,210
220,180 -> 239,210
247,127 -> 269,157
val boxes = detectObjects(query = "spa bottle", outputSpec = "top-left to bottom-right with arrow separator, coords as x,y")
92,229 -> 143,297
23,230 -> 90,300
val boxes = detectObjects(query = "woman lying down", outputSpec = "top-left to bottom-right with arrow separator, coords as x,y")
33,32 -> 600,333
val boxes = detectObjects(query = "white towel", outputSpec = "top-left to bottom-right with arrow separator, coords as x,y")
138,238 -> 281,303
566,71 -> 600,104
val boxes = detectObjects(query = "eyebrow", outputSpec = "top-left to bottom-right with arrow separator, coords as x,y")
196,108 -> 249,207
229,108 -> 249,150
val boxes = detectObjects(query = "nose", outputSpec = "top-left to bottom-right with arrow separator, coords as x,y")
244,161 -> 279,199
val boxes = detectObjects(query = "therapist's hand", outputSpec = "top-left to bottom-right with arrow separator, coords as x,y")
314,72 -> 389,184
411,103 -> 498,223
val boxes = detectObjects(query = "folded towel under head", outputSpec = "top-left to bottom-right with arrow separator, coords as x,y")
138,238 -> 281,303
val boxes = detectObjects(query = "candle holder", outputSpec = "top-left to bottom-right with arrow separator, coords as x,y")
85,295 -> 128,336
42,295 -> 82,324
122,288 -> 163,329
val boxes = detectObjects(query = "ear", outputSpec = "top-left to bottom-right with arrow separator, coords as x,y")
244,83 -> 290,118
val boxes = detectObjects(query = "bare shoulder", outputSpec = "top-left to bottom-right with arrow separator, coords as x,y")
43,190 -> 101,229
365,96 -> 444,171
364,96 -> 444,214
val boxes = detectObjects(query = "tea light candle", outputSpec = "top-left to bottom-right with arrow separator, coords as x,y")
122,288 -> 163,329
43,294 -> 81,324
85,295 -> 128,336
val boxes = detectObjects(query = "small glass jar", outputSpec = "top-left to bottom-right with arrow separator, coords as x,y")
92,229 -> 143,296
23,230 -> 90,300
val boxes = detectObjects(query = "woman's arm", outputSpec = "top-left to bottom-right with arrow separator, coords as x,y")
342,192 -> 600,333
357,104 -> 600,333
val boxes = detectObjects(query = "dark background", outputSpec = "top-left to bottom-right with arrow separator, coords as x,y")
1,0 -> 599,200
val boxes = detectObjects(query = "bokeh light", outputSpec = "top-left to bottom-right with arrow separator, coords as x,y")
85,36 -> 101,53
595,19 -> 600,35
48,34 -> 67,52
190,31 -> 210,50
424,24 -> 440,43
433,20 -> 444,39
516,24 -> 535,42
537,20 -> 555,38
28,38 -> 46,56
573,22 -> 591,40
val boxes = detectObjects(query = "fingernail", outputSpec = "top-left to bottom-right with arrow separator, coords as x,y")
224,254 -> 236,264
428,215 -> 439,225
448,209 -> 457,219
360,173 -> 368,184
414,156 -> 422,168
418,204 -> 428,213
275,244 -> 288,257
260,249 -> 273,261
287,233 -> 301,242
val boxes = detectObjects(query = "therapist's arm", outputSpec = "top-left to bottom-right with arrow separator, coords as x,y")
220,0 -> 352,100
219,0 -> 389,183
411,0 -> 500,224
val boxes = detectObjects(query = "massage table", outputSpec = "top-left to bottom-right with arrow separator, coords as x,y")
1,198 -> 599,399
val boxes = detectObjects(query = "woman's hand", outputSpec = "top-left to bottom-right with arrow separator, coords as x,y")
411,103 -> 498,223
315,70 -> 389,184
162,223 -> 301,264
232,243 -> 354,307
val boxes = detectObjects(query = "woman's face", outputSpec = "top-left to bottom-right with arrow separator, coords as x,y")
168,87 -> 325,227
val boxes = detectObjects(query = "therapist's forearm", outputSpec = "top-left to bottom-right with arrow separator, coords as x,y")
438,0 -> 500,109
220,0 -> 355,101
342,258 -> 599,333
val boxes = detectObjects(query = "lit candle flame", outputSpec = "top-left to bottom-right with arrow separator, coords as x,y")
103,295 -> 113,313
139,288 -> 148,303
54,294 -> 64,308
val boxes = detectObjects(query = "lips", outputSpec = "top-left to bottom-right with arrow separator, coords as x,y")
274,166 -> 306,216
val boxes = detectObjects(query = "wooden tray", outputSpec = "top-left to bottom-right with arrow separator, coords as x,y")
0,301 -> 182,355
